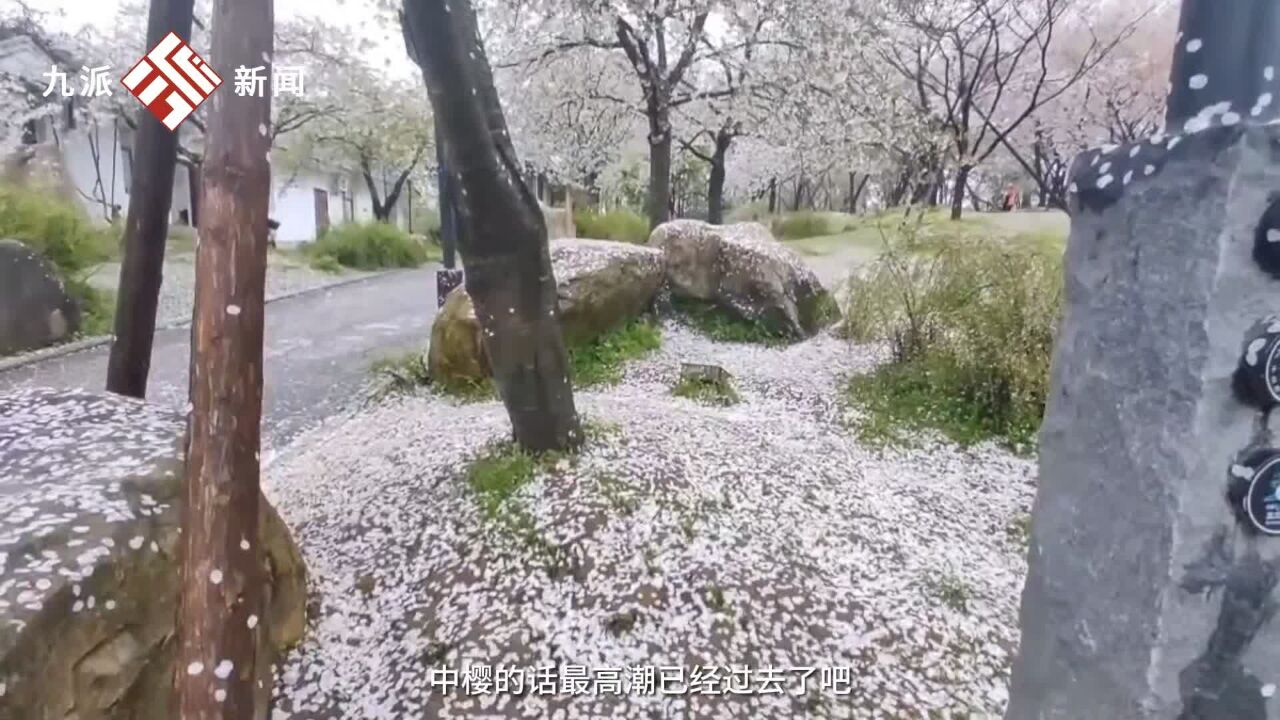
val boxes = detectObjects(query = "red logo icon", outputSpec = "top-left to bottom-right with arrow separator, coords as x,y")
121,32 -> 222,131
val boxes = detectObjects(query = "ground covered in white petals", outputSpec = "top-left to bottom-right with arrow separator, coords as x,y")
266,323 -> 1036,719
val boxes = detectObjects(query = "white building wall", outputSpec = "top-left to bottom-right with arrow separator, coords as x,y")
270,172 -> 323,245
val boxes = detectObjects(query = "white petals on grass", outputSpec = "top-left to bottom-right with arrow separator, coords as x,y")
267,323 -> 1036,718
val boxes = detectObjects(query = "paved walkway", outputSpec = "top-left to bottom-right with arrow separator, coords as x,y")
0,267 -> 441,449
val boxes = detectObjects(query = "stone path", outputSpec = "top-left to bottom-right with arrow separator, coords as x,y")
84,251 -> 377,329
265,323 -> 1036,719
0,267 -> 441,450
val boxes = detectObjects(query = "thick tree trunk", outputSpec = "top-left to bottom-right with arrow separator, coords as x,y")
950,165 -> 972,220
105,0 -> 195,398
173,0 -> 273,716
647,108 -> 673,230
403,0 -> 582,452
706,131 -> 730,225
435,126 -> 457,269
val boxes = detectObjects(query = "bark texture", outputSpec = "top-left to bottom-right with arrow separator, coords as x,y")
402,0 -> 582,452
173,0 -> 274,715
105,0 -> 195,398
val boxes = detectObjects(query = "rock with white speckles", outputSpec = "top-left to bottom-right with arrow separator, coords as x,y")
428,239 -> 663,383
0,239 -> 80,356
648,220 -> 838,340
0,388 -> 307,720
1008,124 -> 1280,719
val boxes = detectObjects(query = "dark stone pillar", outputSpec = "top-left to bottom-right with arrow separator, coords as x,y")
1007,2 -> 1280,718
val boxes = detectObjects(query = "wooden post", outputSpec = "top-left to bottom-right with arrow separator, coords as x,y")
105,0 -> 195,398
174,0 -> 274,715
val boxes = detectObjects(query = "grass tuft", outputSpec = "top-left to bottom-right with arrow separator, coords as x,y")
568,318 -> 661,387
672,374 -> 740,406
842,224 -> 1060,453
669,296 -> 788,346
465,440 -> 573,576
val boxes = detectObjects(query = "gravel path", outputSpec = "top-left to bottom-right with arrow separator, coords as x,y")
86,251 -> 375,328
265,323 -> 1036,719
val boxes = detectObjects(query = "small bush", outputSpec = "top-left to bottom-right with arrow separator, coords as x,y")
0,185 -> 114,273
568,319 -> 661,386
672,374 -> 740,406
308,221 -> 435,270
670,296 -> 789,346
771,211 -> 842,240
843,231 -> 1061,452
66,279 -> 115,337
574,208 -> 649,244
309,254 -> 343,274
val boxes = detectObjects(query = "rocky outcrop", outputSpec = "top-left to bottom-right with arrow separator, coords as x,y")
0,389 -> 306,720
647,220 -> 838,340
0,239 -> 81,355
427,239 -> 663,383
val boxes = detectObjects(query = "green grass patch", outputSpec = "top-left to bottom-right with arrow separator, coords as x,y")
672,374 -> 740,406
568,318 -> 661,387
465,440 -> 573,576
66,279 -> 115,337
574,208 -> 649,244
368,350 -> 495,402
842,230 -> 1060,453
307,221 -> 439,271
0,185 -> 116,273
669,296 -> 788,346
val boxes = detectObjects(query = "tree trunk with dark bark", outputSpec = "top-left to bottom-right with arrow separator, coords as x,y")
767,177 -> 777,214
403,0 -> 582,452
950,165 -> 972,220
705,130 -> 731,225
173,0 -> 273,716
435,125 -> 457,269
647,106 -> 673,230
105,0 -> 195,398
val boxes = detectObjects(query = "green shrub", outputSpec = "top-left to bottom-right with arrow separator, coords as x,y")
574,208 -> 649,244
843,234 -> 1061,452
310,254 -> 343,274
308,221 -> 435,270
568,318 -> 661,386
0,185 -> 114,273
771,211 -> 842,240
670,296 -> 789,346
65,279 -> 115,337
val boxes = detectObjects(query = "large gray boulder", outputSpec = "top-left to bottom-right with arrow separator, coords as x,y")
1007,125 -> 1280,718
0,389 -> 306,720
428,238 -> 663,383
647,220 -> 837,340
0,239 -> 80,355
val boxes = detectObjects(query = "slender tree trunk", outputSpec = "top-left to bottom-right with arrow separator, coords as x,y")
105,0 -> 195,398
792,177 -> 803,211
851,174 -> 869,213
767,177 -> 777,214
173,0 -> 273,716
647,106 -> 673,229
403,0 -> 582,452
950,165 -> 972,220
